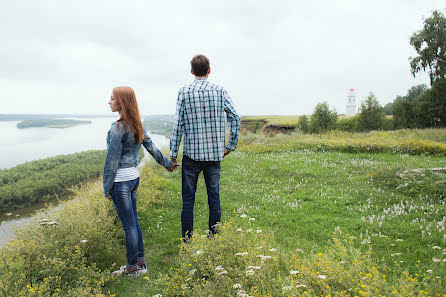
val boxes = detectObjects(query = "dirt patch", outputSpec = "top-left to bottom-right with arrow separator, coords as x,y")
241,119 -> 267,133
262,124 -> 296,135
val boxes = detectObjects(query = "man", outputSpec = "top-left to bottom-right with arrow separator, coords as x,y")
170,54 -> 241,240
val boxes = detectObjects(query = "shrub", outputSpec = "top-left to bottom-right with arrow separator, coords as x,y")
357,93 -> 385,131
297,115 -> 310,134
336,117 -> 358,132
310,102 -> 338,133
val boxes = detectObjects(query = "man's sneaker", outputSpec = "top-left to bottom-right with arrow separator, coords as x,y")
112,267 -> 140,278
119,264 -> 147,274
137,264 -> 147,274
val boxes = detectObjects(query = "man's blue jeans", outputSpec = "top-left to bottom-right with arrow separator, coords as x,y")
111,178 -> 145,271
181,155 -> 221,239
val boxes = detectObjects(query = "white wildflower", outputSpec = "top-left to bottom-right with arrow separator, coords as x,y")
295,248 -> 304,253
282,286 -> 294,291
215,265 -> 225,270
269,248 -> 277,252
189,269 -> 197,275
240,214 -> 247,218
318,275 -> 327,280
246,228 -> 253,233
236,228 -> 243,232
246,266 -> 261,270
295,284 -> 306,288
432,258 -> 441,263
290,270 -> 300,275
218,271 -> 228,276
237,290 -> 253,297
80,240 -> 88,244
257,255 -> 272,261
184,278 -> 191,282
256,229 -> 262,233
195,250 -> 202,255
396,239 -> 404,242
432,246 -> 441,250
234,252 -> 248,256
245,269 -> 255,276
152,295 -> 163,297
233,283 -> 242,289
426,269 -> 433,273
249,218 -> 255,221
5,213 -> 12,216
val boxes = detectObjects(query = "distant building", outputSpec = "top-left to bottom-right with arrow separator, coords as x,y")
346,88 -> 356,116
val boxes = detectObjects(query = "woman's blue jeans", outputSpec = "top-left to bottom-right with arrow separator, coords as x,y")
112,178 -> 145,271
181,155 -> 221,239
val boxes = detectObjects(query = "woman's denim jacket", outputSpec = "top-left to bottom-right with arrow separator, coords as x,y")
103,121 -> 172,197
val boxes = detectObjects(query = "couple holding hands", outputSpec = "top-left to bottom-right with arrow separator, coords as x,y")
102,54 -> 241,277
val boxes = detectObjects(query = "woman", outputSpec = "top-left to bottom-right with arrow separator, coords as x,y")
103,86 -> 176,277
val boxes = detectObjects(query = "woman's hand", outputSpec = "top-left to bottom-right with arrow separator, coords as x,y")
168,159 -> 179,172
108,194 -> 112,201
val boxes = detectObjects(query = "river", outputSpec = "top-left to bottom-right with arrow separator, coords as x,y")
0,117 -> 170,246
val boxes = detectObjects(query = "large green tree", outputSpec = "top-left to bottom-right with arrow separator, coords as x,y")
392,84 -> 427,129
357,93 -> 385,131
310,102 -> 338,133
410,10 -> 446,85
415,78 -> 446,127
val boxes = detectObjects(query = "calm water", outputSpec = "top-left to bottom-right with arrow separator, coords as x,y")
0,117 -> 170,245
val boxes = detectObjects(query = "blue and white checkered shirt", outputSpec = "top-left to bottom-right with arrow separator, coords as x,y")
170,78 -> 241,161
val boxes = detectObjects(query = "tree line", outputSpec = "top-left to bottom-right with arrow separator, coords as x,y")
0,150 -> 106,213
298,10 -> 446,134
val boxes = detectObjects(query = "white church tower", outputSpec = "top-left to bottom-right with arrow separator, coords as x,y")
346,88 -> 356,116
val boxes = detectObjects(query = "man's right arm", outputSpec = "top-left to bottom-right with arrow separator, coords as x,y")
170,91 -> 185,160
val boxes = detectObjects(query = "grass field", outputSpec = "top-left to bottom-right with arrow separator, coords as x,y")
1,129 -> 445,296
242,115 -> 301,127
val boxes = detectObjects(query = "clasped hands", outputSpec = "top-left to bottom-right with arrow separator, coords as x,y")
168,158 -> 180,172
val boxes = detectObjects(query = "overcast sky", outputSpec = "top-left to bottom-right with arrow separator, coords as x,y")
1,1 -> 444,116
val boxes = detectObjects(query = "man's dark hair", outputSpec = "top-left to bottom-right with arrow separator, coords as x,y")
190,54 -> 210,76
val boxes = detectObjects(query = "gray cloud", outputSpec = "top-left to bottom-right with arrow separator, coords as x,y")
0,0 -> 444,115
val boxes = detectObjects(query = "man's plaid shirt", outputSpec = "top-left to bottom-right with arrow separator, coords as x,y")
170,78 -> 241,161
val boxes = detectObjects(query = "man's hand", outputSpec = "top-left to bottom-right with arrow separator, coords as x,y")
224,149 -> 230,157
168,158 -> 179,172
107,194 -> 112,201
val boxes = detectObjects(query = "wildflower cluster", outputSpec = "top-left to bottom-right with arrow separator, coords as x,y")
161,214 -> 444,296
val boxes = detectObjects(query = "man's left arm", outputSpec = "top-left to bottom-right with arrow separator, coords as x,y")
223,90 -> 241,153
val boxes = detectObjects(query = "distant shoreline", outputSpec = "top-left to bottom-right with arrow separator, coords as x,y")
0,114 -> 114,121
16,119 -> 92,129
0,114 -> 176,121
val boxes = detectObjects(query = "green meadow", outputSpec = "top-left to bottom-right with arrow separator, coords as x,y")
1,129 -> 445,296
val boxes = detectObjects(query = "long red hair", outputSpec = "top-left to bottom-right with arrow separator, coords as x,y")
112,86 -> 144,143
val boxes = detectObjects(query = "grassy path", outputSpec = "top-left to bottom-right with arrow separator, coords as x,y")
108,150 -> 446,296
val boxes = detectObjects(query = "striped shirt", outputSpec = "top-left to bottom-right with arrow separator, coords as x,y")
114,167 -> 140,182
170,78 -> 241,161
